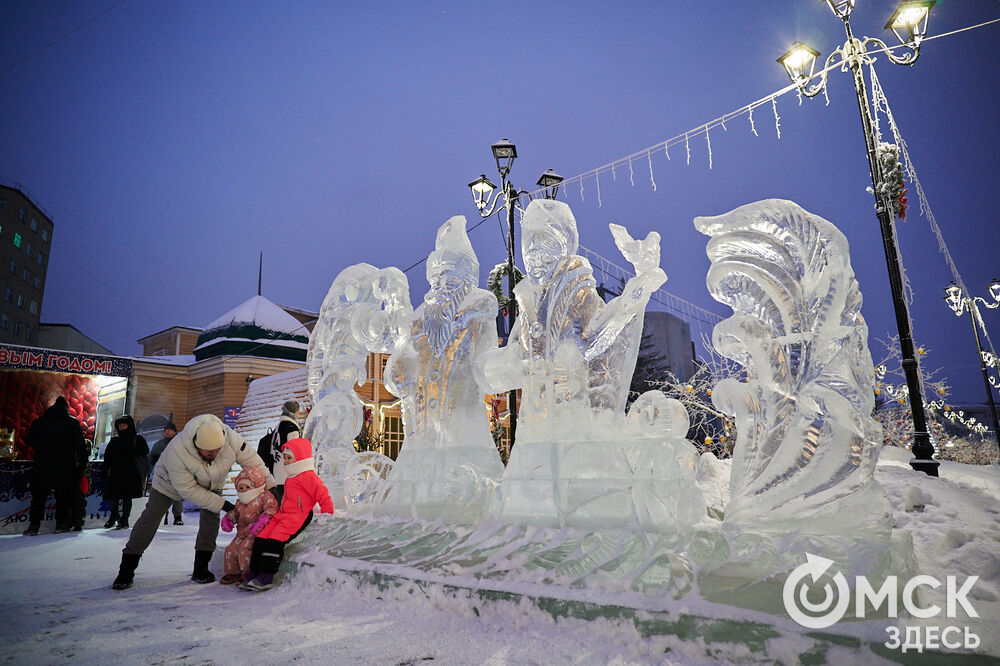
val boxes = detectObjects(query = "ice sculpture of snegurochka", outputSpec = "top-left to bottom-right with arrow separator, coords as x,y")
378,216 -> 504,520
482,199 -> 704,530
303,262 -> 409,506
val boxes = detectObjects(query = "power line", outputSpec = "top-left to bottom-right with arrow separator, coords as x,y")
5,0 -> 129,74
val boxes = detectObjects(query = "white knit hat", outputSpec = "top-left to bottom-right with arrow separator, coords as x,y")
194,422 -> 225,451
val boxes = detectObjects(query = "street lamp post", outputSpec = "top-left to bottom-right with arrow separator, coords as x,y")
468,140 -> 563,451
778,0 -> 940,476
944,281 -> 1000,452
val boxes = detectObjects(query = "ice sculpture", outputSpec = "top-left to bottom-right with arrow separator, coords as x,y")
378,216 -> 504,520
303,263 -> 409,505
483,199 -> 703,530
694,199 -> 892,539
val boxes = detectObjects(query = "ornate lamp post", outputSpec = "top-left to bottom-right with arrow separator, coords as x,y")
777,0 -> 940,476
944,281 -> 1000,452
468,140 -> 562,449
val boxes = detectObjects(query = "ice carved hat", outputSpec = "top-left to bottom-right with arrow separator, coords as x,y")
520,199 -> 579,257
426,215 -> 478,283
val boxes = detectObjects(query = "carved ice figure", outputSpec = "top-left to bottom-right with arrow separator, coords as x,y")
378,216 -> 504,520
694,199 -> 892,539
303,263 -> 409,506
483,199 -> 701,530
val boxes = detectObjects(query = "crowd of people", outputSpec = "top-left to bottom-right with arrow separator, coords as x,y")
22,397 -> 331,592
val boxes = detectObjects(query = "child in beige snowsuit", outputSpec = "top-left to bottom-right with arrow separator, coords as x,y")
219,466 -> 278,584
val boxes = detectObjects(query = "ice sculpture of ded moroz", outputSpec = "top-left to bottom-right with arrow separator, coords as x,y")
483,199 -> 703,530
378,216 -> 505,520
694,199 -> 896,587
303,262 -> 409,506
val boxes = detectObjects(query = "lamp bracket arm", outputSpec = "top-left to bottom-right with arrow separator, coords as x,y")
478,189 -> 504,219
800,48 -> 844,98
861,36 -> 919,66
972,295 -> 1000,310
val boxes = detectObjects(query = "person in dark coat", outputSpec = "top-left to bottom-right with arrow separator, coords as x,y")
23,396 -> 88,535
148,421 -> 183,525
256,400 -> 300,503
101,415 -> 149,530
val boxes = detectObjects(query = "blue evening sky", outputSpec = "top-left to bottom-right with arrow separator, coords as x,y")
1,1 -> 997,406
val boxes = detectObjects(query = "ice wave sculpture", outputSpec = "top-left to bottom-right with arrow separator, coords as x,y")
484,199 -> 704,530
303,263 -> 409,504
694,199 -> 891,538
378,216 -> 504,521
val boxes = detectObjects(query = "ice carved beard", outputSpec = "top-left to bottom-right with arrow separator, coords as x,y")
424,277 -> 470,357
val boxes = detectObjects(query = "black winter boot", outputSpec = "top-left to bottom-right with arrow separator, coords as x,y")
191,550 -> 215,584
112,553 -> 141,590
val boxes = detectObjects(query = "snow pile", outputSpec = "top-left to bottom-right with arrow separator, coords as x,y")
234,367 -> 310,446
0,448 -> 995,663
876,445 -> 1000,656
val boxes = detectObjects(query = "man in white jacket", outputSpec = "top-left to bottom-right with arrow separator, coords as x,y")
112,414 -> 275,590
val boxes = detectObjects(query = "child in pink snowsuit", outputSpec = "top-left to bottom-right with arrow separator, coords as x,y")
219,466 -> 278,585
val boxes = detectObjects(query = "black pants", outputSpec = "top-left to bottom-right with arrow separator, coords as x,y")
107,497 -> 133,523
72,486 -> 87,529
28,475 -> 73,528
249,512 -> 313,574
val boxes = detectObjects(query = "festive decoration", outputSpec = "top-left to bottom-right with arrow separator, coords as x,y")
874,142 -> 908,220
487,262 -> 524,314
529,80 -> 800,204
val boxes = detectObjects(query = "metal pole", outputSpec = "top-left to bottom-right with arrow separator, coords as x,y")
965,302 -> 1000,451
842,20 -> 938,476
504,181 -> 519,450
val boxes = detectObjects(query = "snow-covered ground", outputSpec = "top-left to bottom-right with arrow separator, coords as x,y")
0,450 -> 996,665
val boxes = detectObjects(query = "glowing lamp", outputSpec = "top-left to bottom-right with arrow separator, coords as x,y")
943,282 -> 964,316
468,174 -> 497,212
777,42 -> 820,85
885,1 -> 936,47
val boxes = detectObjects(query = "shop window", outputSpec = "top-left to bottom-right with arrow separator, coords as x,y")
37,252 -> 44,266
0,314 -> 7,330
29,300 -> 38,315
13,233 -> 21,248
41,228 -> 48,242
30,218 -> 37,232
382,415 -> 404,460
17,208 -> 25,221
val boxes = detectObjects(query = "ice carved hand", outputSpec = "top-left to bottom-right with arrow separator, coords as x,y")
249,513 -> 271,536
610,224 -> 660,275
220,515 -> 234,533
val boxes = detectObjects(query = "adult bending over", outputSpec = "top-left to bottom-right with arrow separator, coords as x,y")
111,414 -> 275,590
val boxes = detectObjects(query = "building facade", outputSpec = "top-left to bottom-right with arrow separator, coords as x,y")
128,297 -> 314,435
0,184 -> 53,346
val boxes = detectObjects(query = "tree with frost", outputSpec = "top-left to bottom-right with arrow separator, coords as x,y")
643,333 -> 744,458
872,337 -> 994,463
